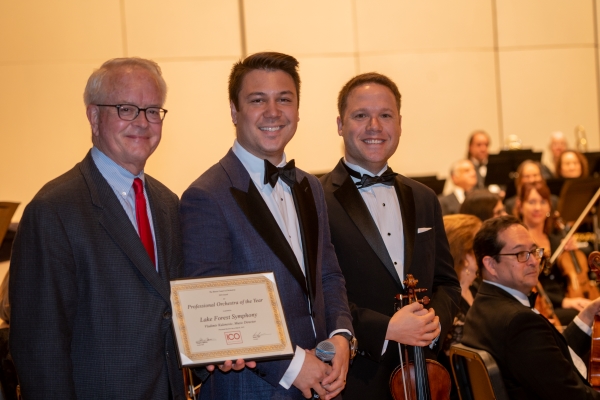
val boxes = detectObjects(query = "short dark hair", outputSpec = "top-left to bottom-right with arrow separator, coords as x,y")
473,215 -> 525,271
466,130 -> 490,158
459,189 -> 501,222
337,72 -> 401,118
228,52 -> 300,111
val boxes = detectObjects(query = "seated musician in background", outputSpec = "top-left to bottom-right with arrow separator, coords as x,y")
459,189 -> 506,222
466,130 -> 490,189
504,159 -> 558,215
438,160 -> 477,216
556,149 -> 590,179
545,131 -> 568,177
439,214 -> 482,399
319,72 -> 460,400
463,215 -> 600,400
515,181 -> 591,325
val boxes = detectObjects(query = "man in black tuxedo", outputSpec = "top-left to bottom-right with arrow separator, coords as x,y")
462,215 -> 600,399
319,72 -> 461,399
9,58 -> 185,398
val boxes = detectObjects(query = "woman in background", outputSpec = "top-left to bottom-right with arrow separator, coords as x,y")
440,214 -> 482,400
555,150 -> 589,179
515,181 -> 588,325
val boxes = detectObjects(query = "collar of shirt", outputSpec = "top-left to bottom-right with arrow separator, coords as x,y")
91,146 -> 145,194
483,280 -> 530,307
454,187 -> 466,204
232,140 -> 289,191
343,159 -> 389,186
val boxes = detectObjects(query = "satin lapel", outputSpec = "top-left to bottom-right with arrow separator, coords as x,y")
80,154 -> 170,303
333,167 -> 401,287
291,177 -> 318,308
230,182 -> 308,295
395,177 -> 416,277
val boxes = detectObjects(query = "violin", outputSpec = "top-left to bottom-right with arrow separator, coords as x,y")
389,274 -> 451,400
554,214 -> 599,300
533,282 -> 563,332
587,251 -> 600,389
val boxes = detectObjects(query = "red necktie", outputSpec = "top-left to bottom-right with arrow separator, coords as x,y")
133,178 -> 155,266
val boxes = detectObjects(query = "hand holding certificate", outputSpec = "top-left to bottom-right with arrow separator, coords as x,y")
170,272 -> 294,367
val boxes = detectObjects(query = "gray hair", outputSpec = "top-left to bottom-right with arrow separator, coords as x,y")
83,57 -> 167,106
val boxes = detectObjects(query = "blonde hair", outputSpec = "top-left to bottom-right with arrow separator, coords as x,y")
443,214 -> 482,275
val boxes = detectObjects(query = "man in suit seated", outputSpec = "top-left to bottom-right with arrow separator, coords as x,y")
462,215 -> 600,399
10,58 -> 185,398
438,159 -> 477,216
467,130 -> 490,189
319,72 -> 460,400
180,52 -> 354,400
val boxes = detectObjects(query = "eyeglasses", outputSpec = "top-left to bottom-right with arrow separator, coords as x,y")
496,248 -> 545,263
96,104 -> 168,123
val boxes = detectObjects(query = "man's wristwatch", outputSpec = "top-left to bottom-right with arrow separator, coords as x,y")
334,332 -> 358,360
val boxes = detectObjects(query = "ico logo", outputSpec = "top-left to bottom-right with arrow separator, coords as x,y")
225,331 -> 243,344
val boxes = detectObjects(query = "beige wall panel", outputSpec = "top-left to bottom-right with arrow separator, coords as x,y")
284,56 -> 358,174
499,48 -> 599,158
0,1 -> 122,64
0,63 -> 98,221
496,0 -> 595,47
125,0 -> 241,59
144,59 -> 238,197
244,0 -> 354,55
359,51 -> 499,178
355,0 -> 494,53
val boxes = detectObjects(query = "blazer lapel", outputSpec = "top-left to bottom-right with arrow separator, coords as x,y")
291,176 -> 318,309
331,161 -> 401,287
80,152 -> 171,303
222,151 -> 309,296
395,177 -> 416,277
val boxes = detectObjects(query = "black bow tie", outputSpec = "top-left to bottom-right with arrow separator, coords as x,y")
343,162 -> 397,189
527,291 -> 538,308
264,159 -> 296,188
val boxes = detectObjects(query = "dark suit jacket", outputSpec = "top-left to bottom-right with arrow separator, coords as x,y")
180,150 -> 353,399
462,282 -> 600,400
319,160 -> 461,400
9,151 -> 185,399
438,192 -> 461,216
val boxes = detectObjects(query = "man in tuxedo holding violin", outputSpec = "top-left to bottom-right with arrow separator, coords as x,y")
319,72 -> 461,399
463,215 -> 600,399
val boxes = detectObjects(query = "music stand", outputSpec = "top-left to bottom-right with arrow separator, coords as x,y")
556,178 -> 600,223
409,175 -> 446,196
485,150 -> 542,187
583,152 -> 600,176
0,203 -> 19,246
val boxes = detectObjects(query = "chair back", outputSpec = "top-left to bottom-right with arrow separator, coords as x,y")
449,343 -> 509,400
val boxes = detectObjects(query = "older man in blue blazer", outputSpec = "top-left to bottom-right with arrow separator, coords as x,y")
180,52 -> 354,400
10,58 -> 185,399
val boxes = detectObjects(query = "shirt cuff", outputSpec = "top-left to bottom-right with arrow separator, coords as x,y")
279,346 -> 305,389
574,315 -> 592,336
429,323 -> 441,349
382,339 -> 389,355
328,328 -> 352,338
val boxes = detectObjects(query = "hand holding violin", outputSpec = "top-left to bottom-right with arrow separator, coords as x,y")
385,301 -> 440,347
577,297 -> 600,327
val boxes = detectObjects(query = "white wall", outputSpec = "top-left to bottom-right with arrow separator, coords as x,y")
1,0 -> 599,220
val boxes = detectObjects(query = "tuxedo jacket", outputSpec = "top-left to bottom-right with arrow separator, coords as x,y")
319,160 -> 461,400
438,192 -> 461,216
462,282 -> 600,400
9,151 -> 185,399
180,150 -> 353,400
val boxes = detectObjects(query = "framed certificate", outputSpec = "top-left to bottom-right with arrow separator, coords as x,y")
170,272 -> 294,367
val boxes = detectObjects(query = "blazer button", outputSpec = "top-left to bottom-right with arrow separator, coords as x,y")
163,311 -> 172,319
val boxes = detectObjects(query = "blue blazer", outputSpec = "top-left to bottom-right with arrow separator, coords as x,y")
10,151 -> 185,399
180,149 -> 353,399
